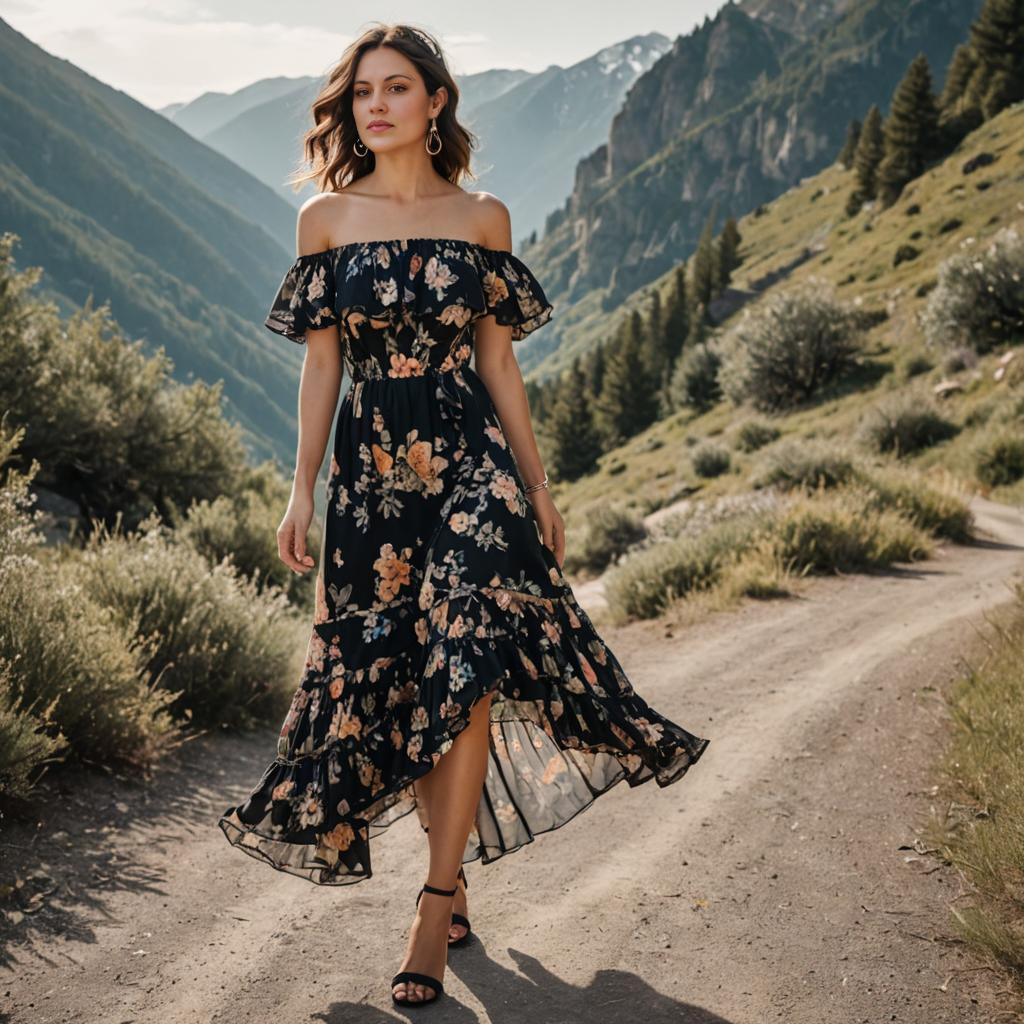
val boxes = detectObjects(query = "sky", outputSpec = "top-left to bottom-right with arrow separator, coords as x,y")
0,0 -> 729,109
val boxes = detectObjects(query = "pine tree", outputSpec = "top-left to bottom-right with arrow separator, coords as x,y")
597,318 -> 658,446
847,104 -> 884,214
691,212 -> 717,315
940,43 -> 979,115
587,341 -> 607,404
838,118 -> 862,169
548,358 -> 604,482
968,0 -> 1024,119
641,289 -> 673,393
877,54 -> 941,207
715,217 -> 743,292
662,265 -> 690,367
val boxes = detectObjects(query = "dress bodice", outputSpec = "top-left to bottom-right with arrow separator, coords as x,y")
264,236 -> 554,381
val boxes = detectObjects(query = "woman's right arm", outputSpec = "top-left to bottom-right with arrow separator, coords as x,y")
277,197 -> 344,576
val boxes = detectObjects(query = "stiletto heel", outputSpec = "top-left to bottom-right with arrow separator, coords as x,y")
391,882 -> 457,1007
421,824 -> 473,946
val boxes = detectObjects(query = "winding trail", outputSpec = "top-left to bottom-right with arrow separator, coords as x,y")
3,495 -> 1021,1023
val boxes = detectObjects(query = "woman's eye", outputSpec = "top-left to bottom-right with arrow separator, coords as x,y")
355,86 -> 405,96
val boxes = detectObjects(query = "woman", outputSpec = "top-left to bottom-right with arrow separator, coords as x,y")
218,22 -> 710,1008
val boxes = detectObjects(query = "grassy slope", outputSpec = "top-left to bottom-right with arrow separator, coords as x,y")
553,101 -> 1024,534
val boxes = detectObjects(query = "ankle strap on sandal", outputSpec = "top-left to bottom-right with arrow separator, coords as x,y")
421,882 -> 457,897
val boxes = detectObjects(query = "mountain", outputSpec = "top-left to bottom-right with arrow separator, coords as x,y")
176,69 -> 534,208
464,33 -> 673,241
160,76 -> 310,139
737,0 -> 856,39
0,16 -> 307,466
518,0 -> 984,377
164,38 -> 669,239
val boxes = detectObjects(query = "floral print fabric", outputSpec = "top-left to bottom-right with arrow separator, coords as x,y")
218,237 -> 710,884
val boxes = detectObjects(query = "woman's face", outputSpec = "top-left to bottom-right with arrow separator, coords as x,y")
351,46 -> 444,154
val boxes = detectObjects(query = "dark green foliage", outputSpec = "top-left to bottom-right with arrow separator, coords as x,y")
716,217 -> 743,292
597,316 -> 659,446
877,54 -> 942,207
848,105 -> 885,213
838,118 -> 862,168
856,393 -> 959,456
893,243 -> 921,266
735,418 -> 781,452
669,341 -> 721,412
0,235 -> 249,535
691,210 -> 717,313
718,281 -> 862,412
572,504 -> 648,575
691,442 -> 731,478
547,359 -> 604,483
964,0 -> 1024,119
975,430 -> 1024,486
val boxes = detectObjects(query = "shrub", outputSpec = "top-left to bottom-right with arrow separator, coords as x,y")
604,515 -> 762,620
717,278 -> 862,411
975,430 -> 1024,487
858,466 -> 974,542
173,460 -> 319,606
691,441 -> 730,478
669,341 -> 721,411
752,438 -> 860,491
72,514 -> 300,730
922,227 -> 1024,353
0,425 -> 177,786
0,234 -> 249,534
770,486 -> 932,574
855,392 -> 959,456
893,244 -> 920,266
569,503 -> 647,575
734,418 -> 781,452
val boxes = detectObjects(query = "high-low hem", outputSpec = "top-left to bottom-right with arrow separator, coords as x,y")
217,668 -> 710,886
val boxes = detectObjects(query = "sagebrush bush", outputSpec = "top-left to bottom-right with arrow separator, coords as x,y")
922,226 -> 1024,353
770,486 -> 933,573
734,417 -> 781,452
0,425 -> 177,785
717,277 -> 862,411
669,341 -> 721,411
858,466 -> 974,542
174,460 -> 319,605
567,503 -> 647,575
855,392 -> 959,456
605,515 -> 762,620
751,438 -> 861,491
974,430 -> 1024,487
691,441 -> 731,478
71,514 -> 300,730
0,233 -> 251,533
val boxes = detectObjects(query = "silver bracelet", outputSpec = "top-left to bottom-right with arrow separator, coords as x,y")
524,473 -> 548,494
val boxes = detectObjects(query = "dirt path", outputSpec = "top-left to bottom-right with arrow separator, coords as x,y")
3,495 -> 1022,1023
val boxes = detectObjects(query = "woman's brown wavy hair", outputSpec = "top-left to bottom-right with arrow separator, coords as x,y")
287,23 -> 478,193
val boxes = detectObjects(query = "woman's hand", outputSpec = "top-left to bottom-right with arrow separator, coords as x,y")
528,488 -> 565,568
278,491 -> 317,575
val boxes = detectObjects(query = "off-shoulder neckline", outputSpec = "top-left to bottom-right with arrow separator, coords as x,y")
295,236 -> 515,259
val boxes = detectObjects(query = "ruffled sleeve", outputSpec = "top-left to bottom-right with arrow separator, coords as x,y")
477,249 -> 554,341
264,251 -> 339,344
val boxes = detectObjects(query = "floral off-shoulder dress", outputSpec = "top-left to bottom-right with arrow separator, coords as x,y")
217,236 -> 710,884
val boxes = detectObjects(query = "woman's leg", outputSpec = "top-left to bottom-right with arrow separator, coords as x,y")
392,691 -> 494,1002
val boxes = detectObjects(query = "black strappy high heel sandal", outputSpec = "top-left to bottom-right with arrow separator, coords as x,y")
391,881 -> 457,1008
421,824 -> 472,946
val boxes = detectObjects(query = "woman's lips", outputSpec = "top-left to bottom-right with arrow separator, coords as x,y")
367,123 -> 392,131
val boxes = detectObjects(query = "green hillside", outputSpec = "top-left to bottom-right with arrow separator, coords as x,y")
0,17 -> 308,466
553,98 -> 1024,531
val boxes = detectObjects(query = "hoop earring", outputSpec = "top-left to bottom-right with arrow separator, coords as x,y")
353,136 -> 368,158
426,116 -> 442,156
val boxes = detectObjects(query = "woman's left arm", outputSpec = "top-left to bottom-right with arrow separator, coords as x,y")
472,198 -> 565,567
